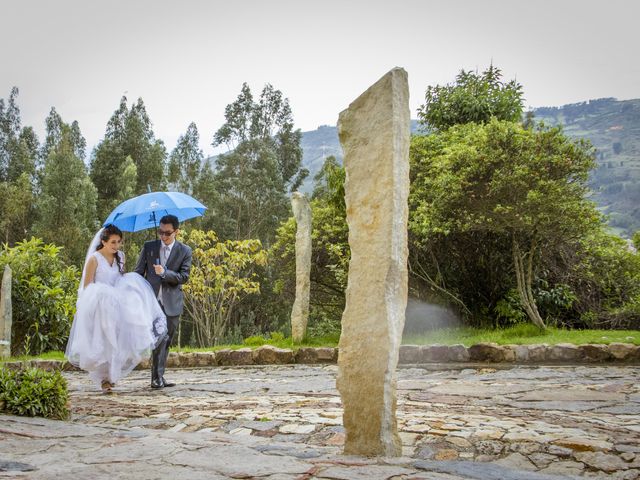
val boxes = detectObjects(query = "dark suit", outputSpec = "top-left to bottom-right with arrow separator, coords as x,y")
135,239 -> 192,386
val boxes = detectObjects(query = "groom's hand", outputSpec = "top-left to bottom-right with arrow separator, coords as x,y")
153,264 -> 165,276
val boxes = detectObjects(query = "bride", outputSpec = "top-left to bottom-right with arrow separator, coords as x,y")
65,224 -> 167,393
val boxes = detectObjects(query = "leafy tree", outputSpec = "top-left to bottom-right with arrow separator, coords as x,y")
91,96 -> 166,221
0,87 -> 22,181
563,230 -> 640,328
34,125 -> 98,265
0,238 -> 79,355
182,229 -> 267,346
271,156 -> 349,334
0,88 -> 39,244
210,83 -> 306,243
41,108 -> 86,163
168,122 -> 203,194
409,120 -> 601,328
417,65 -> 524,132
0,174 -> 34,244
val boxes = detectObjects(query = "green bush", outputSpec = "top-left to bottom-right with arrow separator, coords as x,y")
243,335 -> 267,346
0,238 -> 79,355
0,367 -> 70,420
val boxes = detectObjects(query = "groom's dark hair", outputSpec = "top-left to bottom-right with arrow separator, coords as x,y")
160,214 -> 179,230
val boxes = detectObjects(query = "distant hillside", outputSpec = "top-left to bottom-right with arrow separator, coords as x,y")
300,99 -> 640,236
532,98 -> 640,236
299,120 -> 420,193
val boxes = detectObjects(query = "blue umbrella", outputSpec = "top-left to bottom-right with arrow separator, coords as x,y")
103,191 -> 207,232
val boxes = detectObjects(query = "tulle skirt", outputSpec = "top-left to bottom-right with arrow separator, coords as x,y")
65,273 -> 167,388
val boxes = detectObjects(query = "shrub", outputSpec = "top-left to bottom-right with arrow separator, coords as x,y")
243,335 -> 267,346
0,238 -> 80,355
0,367 -> 70,420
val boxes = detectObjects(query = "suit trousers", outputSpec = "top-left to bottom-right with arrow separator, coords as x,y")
151,309 -> 180,383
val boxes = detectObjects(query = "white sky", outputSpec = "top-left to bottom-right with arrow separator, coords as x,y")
2,0 -> 639,157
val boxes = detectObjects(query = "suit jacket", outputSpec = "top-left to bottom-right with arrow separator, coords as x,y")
134,239 -> 192,317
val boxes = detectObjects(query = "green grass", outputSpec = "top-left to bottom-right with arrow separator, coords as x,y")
2,326 -> 638,363
402,324 -> 640,346
176,333 -> 340,353
1,350 -> 66,363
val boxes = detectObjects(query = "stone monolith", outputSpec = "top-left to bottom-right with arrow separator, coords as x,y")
0,265 -> 12,358
336,68 -> 410,456
290,192 -> 312,343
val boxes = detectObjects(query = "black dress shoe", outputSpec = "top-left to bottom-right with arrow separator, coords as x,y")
150,379 -> 164,389
162,378 -> 176,387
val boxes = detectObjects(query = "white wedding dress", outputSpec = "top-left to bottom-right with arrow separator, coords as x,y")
65,249 -> 167,387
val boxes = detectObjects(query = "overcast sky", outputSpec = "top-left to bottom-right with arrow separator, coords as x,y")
2,0 -> 639,157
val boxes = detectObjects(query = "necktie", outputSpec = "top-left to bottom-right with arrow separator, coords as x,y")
162,246 -> 170,267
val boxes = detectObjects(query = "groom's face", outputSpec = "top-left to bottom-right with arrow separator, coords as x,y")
158,224 -> 177,245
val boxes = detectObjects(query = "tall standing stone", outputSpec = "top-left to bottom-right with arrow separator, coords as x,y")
336,68 -> 410,456
290,192 -> 312,343
0,265 -> 12,358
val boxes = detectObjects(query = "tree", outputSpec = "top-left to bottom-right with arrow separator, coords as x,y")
168,122 -> 203,194
0,87 -> 39,244
271,156 -> 349,333
91,96 -> 166,220
409,120 -> 601,328
209,83 -> 306,244
0,238 -> 79,355
182,229 -> 267,346
34,125 -> 98,265
417,65 -> 524,132
0,87 -> 22,181
0,173 -> 34,244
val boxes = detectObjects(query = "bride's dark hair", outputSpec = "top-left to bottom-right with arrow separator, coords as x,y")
97,224 -> 124,273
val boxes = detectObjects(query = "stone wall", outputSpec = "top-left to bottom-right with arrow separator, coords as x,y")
3,343 -> 638,372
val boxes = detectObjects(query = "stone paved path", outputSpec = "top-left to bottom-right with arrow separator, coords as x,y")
1,364 -> 639,479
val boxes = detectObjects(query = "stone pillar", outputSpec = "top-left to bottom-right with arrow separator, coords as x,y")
336,68 -> 410,456
0,265 -> 12,358
290,192 -> 312,343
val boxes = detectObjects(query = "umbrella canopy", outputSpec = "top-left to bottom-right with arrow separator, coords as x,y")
103,191 -> 207,232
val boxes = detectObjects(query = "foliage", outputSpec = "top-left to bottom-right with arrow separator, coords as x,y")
417,65 -> 524,132
168,122 -> 203,195
0,173 -> 35,245
33,125 -> 98,266
564,230 -> 640,328
207,83 -> 307,243
409,119 -> 602,327
0,367 -> 69,420
0,87 -> 39,245
243,331 -> 285,346
402,324 -> 639,346
182,229 -> 268,347
271,156 -> 349,330
534,98 -> 640,237
0,238 -> 79,355
90,96 -> 166,220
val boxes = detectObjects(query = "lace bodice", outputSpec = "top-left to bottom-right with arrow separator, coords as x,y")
92,251 -> 124,286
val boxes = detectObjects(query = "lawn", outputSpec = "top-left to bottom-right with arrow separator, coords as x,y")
2,325 -> 638,363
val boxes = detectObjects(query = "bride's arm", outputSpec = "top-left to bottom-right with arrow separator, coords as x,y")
83,256 -> 98,288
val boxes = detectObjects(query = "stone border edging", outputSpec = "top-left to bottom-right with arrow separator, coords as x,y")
2,342 -> 639,372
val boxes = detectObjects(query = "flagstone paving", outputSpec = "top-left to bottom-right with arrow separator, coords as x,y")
1,364 -> 639,479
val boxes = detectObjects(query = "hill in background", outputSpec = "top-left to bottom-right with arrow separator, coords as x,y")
300,98 -> 640,237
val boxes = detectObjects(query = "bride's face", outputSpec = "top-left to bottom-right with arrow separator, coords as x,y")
102,234 -> 122,254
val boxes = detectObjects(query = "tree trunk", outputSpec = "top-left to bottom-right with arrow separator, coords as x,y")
512,237 -> 546,329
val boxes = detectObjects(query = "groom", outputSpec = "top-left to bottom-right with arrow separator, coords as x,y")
135,214 -> 192,389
